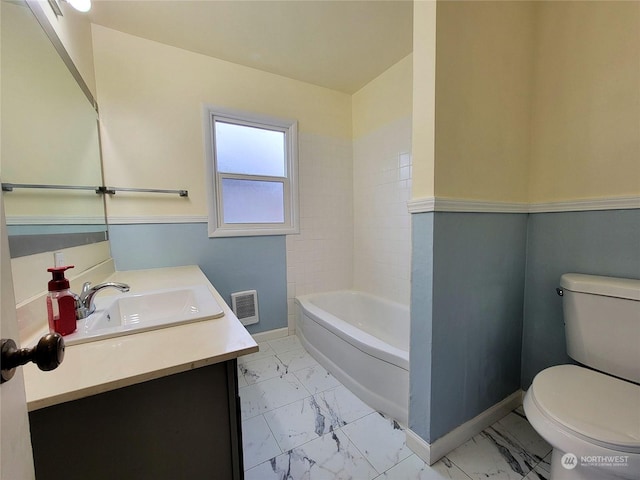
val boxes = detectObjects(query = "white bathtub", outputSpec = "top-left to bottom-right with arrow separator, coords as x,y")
295,290 -> 410,425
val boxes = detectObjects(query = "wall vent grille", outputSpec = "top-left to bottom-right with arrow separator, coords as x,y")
231,290 -> 259,326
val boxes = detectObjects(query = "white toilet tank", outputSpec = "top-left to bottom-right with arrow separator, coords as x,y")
560,273 -> 640,384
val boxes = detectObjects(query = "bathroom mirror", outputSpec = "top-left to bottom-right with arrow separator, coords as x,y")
1,0 -> 107,258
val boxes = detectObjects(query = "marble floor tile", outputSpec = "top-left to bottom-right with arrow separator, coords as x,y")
342,412 -> 412,473
239,342 -> 275,365
242,414 -> 282,470
239,339 -> 549,480
245,430 -> 378,480
315,385 -> 375,424
238,371 -> 248,388
240,355 -> 286,385
276,347 -> 320,373
523,453 -> 551,480
264,395 -> 347,452
495,412 -> 551,460
446,427 -> 539,480
293,364 -> 342,394
268,335 -> 303,354
240,373 -> 310,419
377,455 -> 472,480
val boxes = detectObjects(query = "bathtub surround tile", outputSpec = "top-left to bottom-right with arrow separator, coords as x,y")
241,415 -> 282,470
286,133 -> 354,331
240,355 -> 287,385
293,364 -> 342,394
276,347 -> 320,373
245,430 -> 378,480
341,412 -> 412,473
239,373 -> 310,419
378,455 -> 471,480
268,335 -> 303,354
353,116 -> 412,306
264,395 -> 348,452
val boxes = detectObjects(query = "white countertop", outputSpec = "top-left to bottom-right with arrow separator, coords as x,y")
22,265 -> 258,411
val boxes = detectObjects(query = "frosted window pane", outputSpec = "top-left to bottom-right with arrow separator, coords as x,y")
215,121 -> 285,177
221,178 -> 284,224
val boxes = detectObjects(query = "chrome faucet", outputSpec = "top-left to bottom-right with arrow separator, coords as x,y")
76,281 -> 130,319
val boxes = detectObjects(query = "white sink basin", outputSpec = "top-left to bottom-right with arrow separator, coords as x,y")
64,285 -> 225,345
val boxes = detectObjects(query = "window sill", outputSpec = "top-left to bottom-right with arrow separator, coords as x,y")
208,225 -> 299,238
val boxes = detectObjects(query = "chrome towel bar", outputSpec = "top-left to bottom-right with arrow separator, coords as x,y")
2,183 -> 188,197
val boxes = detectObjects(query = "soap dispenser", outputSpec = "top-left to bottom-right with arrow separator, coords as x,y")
46,266 -> 77,336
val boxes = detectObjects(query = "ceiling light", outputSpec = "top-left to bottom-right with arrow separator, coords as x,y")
67,0 -> 92,13
48,0 -> 92,16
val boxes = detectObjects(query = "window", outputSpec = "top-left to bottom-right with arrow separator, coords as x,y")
204,106 -> 299,237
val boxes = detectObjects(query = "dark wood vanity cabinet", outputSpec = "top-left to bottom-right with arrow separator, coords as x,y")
29,360 -> 244,480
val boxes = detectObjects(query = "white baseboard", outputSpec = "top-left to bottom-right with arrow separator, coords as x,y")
406,389 -> 524,465
251,327 -> 289,343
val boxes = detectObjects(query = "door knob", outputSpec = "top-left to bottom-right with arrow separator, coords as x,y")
1,333 -> 65,384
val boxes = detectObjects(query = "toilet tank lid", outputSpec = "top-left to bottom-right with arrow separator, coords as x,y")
560,273 -> 640,301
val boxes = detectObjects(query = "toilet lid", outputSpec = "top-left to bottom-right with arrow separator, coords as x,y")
531,365 -> 640,453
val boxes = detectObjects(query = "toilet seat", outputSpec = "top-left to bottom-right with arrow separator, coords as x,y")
529,365 -> 640,454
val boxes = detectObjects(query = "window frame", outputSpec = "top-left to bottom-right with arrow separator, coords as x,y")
203,105 -> 299,238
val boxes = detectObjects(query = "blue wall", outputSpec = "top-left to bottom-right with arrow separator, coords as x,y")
410,213 -> 434,442
521,209 -> 640,387
410,212 -> 528,442
109,210 -> 640,443
411,208 -> 640,444
108,222 -> 288,335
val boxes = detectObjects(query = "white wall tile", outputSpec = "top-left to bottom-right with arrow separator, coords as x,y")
286,117 -> 411,330
353,116 -> 412,305
285,133 -> 353,329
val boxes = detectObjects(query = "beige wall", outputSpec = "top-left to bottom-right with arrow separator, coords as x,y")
412,0 -> 639,204
352,54 -> 412,139
433,0 -> 535,203
92,25 -> 352,220
529,1 -> 640,203
411,0 -> 437,199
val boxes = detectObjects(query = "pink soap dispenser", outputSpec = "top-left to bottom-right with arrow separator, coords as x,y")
46,265 -> 77,336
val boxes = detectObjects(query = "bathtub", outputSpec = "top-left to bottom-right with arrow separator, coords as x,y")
295,290 -> 409,425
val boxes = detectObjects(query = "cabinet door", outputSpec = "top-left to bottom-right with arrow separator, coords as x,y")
30,362 -> 243,480
227,359 -> 244,479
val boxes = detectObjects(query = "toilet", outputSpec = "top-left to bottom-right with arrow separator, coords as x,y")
524,273 -> 640,480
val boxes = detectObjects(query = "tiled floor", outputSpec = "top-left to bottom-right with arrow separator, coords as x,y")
238,335 -> 552,479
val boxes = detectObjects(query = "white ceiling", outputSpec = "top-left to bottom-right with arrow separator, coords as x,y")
89,0 -> 413,94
